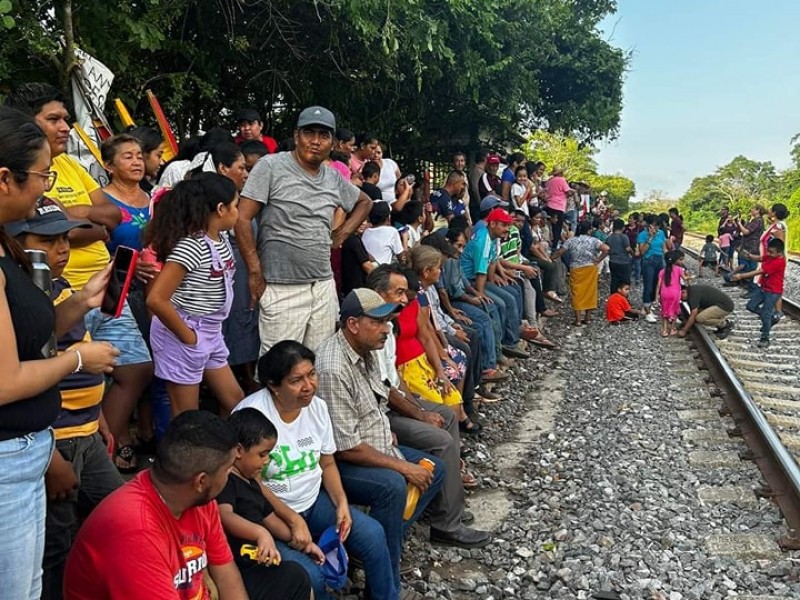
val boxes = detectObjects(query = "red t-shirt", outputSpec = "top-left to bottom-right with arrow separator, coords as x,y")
64,470 -> 233,600
760,255 -> 786,294
234,134 -> 278,154
606,292 -> 632,322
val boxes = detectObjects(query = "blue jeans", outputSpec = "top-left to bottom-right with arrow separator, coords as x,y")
275,489 -> 392,600
641,254 -> 664,306
738,256 -> 757,292
746,287 -> 780,340
485,282 -> 522,346
453,301 -> 497,371
336,446 -> 445,594
0,428 -> 54,600
631,256 -> 642,281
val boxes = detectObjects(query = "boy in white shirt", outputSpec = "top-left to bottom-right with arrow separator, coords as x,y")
361,202 -> 407,265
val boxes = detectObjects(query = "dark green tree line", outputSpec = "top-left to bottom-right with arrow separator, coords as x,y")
0,0 -> 627,158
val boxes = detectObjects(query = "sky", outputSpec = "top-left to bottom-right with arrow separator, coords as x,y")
596,0 -> 800,201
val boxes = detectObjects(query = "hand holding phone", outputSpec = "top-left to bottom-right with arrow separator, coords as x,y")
101,246 -> 139,318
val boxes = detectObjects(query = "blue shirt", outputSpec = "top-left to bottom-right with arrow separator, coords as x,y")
501,169 -> 515,185
430,188 -> 454,218
460,226 -> 495,280
636,229 -> 667,259
104,192 -> 150,253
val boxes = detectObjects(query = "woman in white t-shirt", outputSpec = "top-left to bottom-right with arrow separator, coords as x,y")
373,144 -> 401,203
234,340 -> 397,600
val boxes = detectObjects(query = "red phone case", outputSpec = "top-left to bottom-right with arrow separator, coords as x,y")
102,247 -> 139,318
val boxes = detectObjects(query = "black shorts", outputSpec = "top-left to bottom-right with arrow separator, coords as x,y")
701,260 -> 716,267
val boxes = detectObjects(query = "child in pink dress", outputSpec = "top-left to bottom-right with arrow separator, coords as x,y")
656,250 -> 686,336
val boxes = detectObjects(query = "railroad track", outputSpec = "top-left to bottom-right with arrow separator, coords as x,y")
681,246 -> 800,548
684,231 -> 800,266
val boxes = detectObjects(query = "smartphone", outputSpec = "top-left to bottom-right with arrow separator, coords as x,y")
101,246 -> 139,318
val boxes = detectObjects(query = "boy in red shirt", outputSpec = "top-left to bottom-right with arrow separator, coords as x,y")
64,411 -> 247,600
606,282 -> 640,324
733,237 -> 786,349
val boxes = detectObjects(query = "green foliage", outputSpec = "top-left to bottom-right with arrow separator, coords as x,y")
679,153 -> 800,252
0,0 -> 14,29
0,0 -> 626,157
521,129 -> 635,212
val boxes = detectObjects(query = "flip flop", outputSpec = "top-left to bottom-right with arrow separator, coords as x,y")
529,337 -> 556,348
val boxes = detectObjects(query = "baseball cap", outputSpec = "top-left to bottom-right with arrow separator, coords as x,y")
368,201 -> 391,225
479,194 -> 508,212
5,197 -> 92,237
317,525 -> 348,590
235,108 -> 261,123
340,288 -> 401,321
486,153 -> 501,165
485,208 -> 513,224
297,106 -> 336,131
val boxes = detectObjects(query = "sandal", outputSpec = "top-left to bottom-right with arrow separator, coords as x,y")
461,468 -> 478,489
545,292 -> 564,304
459,418 -> 483,435
114,444 -> 138,474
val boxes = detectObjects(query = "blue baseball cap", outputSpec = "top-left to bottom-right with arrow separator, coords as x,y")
340,288 -> 401,321
318,525 -> 348,590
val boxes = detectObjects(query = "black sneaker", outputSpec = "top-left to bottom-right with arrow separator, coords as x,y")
772,313 -> 782,326
757,338 -> 770,349
715,321 -> 733,340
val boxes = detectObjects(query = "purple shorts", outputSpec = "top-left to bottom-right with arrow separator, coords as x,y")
150,313 -> 230,385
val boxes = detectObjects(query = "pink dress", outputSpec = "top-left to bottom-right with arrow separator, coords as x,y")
659,265 -> 684,319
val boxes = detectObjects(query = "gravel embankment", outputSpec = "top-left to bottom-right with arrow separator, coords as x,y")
377,284 -> 800,599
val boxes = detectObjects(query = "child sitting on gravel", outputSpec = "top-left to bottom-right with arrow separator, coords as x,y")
732,237 -> 786,349
606,282 -> 639,324
699,235 -> 720,277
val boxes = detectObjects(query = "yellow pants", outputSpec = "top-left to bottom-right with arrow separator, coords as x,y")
397,355 -> 462,406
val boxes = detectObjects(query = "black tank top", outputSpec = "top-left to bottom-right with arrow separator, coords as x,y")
0,252 -> 61,440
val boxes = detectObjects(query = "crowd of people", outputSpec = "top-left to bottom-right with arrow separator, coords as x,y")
0,80 -> 791,600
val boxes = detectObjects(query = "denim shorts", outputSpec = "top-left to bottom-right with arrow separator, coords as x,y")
84,301 -> 152,367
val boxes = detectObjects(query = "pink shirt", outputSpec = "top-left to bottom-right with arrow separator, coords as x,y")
719,233 -> 732,248
545,176 -> 571,213
329,160 -> 351,180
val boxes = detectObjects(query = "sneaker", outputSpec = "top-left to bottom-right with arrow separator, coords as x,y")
757,338 -> 770,349
740,291 -> 751,299
772,312 -> 783,326
645,313 -> 658,323
715,321 -> 734,340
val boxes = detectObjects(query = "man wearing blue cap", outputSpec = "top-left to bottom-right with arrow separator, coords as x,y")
234,106 -> 373,357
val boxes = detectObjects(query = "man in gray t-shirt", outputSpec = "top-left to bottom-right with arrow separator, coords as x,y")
234,105 -> 371,355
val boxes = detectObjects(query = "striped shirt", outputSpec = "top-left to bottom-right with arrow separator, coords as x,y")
53,279 -> 105,440
167,234 -> 234,316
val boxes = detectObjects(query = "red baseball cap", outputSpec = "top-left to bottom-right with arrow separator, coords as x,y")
486,208 -> 513,224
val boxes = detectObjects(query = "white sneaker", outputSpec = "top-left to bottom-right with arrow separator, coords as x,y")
645,313 -> 659,323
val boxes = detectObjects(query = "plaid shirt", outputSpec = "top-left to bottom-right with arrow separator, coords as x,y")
316,330 -> 404,460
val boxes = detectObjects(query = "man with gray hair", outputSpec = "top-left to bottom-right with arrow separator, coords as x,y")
234,106 -> 372,355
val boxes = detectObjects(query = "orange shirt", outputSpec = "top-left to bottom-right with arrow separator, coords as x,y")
606,292 -> 631,322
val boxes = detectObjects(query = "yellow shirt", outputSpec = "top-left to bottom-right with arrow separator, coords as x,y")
51,154 -> 109,289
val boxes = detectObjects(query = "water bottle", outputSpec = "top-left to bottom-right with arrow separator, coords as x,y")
25,249 -> 58,358
403,458 -> 436,520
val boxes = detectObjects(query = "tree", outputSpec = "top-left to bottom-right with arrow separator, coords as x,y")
521,130 -> 598,180
520,129 -> 635,211
586,174 -> 635,212
1,0 -> 627,158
